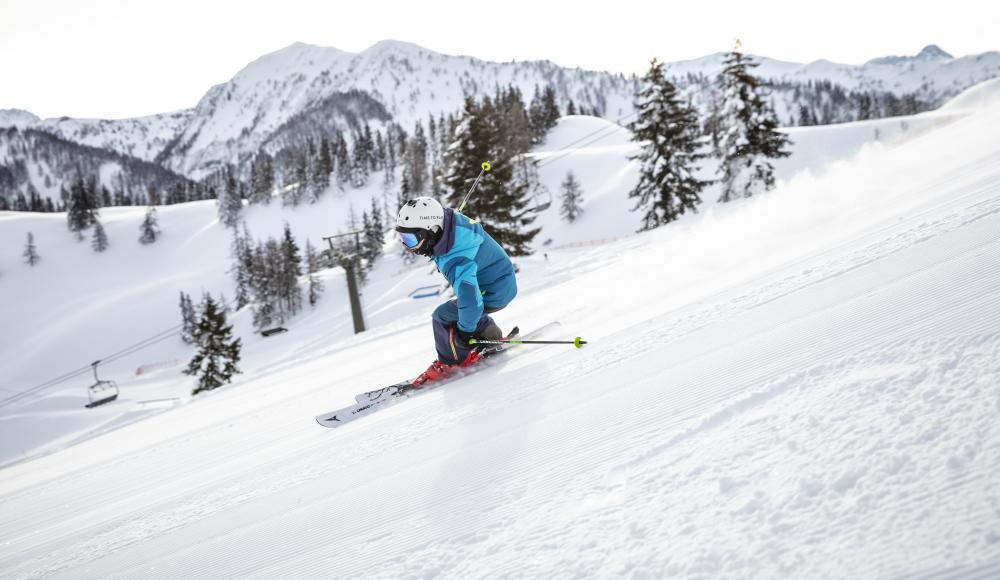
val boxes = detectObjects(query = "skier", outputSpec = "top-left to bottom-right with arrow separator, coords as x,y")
395,196 -> 517,385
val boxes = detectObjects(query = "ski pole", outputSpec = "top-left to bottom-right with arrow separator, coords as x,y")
470,336 -> 588,349
457,161 -> 492,213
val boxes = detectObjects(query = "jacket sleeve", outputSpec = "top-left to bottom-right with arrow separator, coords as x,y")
442,256 -> 484,332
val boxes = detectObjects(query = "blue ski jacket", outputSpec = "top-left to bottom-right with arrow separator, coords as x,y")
431,207 -> 517,332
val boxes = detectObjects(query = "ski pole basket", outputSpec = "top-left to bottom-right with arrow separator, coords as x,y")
85,360 -> 119,408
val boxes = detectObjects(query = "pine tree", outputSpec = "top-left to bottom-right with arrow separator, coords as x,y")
286,149 -> 309,206
27,183 -> 42,212
364,195 -> 385,266
540,86 -> 561,131
305,240 -> 324,307
797,104 -> 816,126
884,93 -> 902,117
314,136 -> 333,198
23,232 -> 40,266
374,129 -> 387,172
184,294 -> 242,395
529,85 -> 561,142
91,218 -> 109,252
362,124 -> 376,170
230,227 -> 252,310
217,165 -> 243,226
704,81 -> 730,154
179,291 -> 198,344
67,175 -> 98,236
403,122 -> 428,195
334,131 -> 350,189
858,93 -> 873,121
281,223 -> 303,316
250,241 -> 275,330
716,41 -> 792,202
627,58 -> 709,230
139,207 -> 160,244
560,171 -> 584,223
443,96 -> 539,256
351,133 -> 371,188
250,152 -> 274,205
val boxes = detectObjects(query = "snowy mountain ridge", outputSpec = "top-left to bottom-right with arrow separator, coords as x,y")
666,43 -> 1000,99
3,41 -> 999,180
2,40 -> 638,178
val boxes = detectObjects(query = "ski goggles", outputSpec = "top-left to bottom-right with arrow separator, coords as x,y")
397,229 -> 423,249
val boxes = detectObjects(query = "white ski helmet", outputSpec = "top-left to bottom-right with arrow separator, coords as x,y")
396,196 -> 444,231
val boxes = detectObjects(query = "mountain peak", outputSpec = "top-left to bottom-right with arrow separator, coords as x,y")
0,108 -> 41,128
361,39 -> 429,56
917,44 -> 953,60
866,44 -> 953,66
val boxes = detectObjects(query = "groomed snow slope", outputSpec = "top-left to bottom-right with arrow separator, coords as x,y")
1,80 -> 1000,578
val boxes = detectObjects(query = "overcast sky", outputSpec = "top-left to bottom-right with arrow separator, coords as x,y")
2,0 -> 997,119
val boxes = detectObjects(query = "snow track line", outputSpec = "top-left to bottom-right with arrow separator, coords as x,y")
892,558 -> 1000,580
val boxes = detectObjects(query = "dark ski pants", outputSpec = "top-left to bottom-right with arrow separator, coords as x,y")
431,299 -> 507,365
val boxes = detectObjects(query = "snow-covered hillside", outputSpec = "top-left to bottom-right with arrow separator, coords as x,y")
38,110 -> 195,165
0,127 -> 192,204
1,79 -> 999,578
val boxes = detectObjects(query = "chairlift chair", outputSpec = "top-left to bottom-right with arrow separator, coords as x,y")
529,184 -> 553,213
85,360 -> 119,408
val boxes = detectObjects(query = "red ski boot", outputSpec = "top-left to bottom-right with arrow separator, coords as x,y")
411,351 -> 482,387
412,359 -> 455,387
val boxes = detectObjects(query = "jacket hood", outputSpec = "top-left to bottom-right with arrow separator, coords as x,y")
431,207 -> 457,257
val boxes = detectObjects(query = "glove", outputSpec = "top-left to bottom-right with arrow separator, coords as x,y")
455,328 -> 478,347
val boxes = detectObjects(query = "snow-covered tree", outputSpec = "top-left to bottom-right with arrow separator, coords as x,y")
363,195 -> 385,268
250,240 -> 275,330
230,225 -> 252,310
23,232 -> 40,266
138,207 -> 160,244
444,96 -> 539,256
334,131 -> 350,189
560,171 -> 584,223
250,152 -> 274,205
67,175 -> 98,236
715,41 -> 792,202
314,136 -> 333,197
184,294 -> 242,395
179,291 -> 198,344
287,150 -> 309,206
91,218 -> 109,253
305,239 -> 324,307
217,166 -> 243,227
403,122 -> 428,196
628,58 -> 709,230
280,222 -> 303,315
529,85 -> 560,142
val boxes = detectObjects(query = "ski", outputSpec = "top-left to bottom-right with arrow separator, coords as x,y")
351,326 -> 522,405
315,323 -> 559,429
